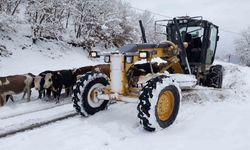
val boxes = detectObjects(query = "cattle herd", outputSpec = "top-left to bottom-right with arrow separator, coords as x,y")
0,64 -> 110,106
0,62 -> 168,107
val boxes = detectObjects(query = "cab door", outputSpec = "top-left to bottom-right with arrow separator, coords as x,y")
205,24 -> 219,64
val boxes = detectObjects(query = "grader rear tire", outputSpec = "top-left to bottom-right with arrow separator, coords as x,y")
204,65 -> 223,88
137,75 -> 181,132
72,72 -> 109,116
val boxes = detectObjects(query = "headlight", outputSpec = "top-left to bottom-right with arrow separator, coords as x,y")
104,55 -> 110,63
89,51 -> 99,58
139,51 -> 149,59
126,56 -> 133,64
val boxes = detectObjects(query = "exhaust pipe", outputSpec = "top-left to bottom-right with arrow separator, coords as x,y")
139,20 -> 147,43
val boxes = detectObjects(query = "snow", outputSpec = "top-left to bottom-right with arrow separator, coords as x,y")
0,35 -> 95,76
168,73 -> 197,89
1,92 -> 250,150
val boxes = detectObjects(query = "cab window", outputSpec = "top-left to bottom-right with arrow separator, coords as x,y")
206,25 -> 218,64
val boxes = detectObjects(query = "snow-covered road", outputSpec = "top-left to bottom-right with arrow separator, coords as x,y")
0,93 -> 250,150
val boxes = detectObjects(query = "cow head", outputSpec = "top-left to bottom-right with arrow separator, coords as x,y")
34,76 -> 43,90
44,73 -> 53,89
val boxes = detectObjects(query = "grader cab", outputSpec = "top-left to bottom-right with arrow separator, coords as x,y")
72,16 -> 223,132
155,16 -> 223,87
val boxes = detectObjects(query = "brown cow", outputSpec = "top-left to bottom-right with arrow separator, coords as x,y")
72,64 -> 110,81
73,65 -> 94,77
0,73 -> 35,106
93,64 -> 110,77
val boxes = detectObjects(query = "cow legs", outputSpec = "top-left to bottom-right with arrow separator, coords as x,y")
46,88 -> 52,99
6,95 -> 14,103
27,88 -> 31,102
65,86 -> 73,97
22,91 -> 27,99
52,90 -> 57,99
55,87 -> 62,103
0,96 -> 4,106
38,89 -> 46,99
0,95 -> 6,106
10,95 -> 14,102
65,88 -> 69,96
38,90 -> 42,99
43,90 -> 46,98
38,89 -> 52,101
65,88 -> 70,97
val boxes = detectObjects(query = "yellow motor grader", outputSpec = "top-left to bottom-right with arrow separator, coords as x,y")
72,16 -> 223,131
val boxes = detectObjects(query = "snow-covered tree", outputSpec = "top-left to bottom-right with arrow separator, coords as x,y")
27,0 -> 66,43
235,27 -> 250,66
24,0 -> 157,49
0,0 -> 14,14
0,0 -> 22,32
71,0 -> 138,49
0,0 -> 22,15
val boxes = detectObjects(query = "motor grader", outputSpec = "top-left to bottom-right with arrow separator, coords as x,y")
72,16 -> 223,132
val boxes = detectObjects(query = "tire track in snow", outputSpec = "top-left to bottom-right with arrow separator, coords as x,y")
0,101 -> 72,120
0,102 -> 78,138
0,112 -> 77,138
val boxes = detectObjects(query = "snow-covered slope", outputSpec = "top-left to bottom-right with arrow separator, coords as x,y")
0,3 -> 98,76
0,33 -> 96,76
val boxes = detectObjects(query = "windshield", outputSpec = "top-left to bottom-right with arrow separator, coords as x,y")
180,26 -> 204,41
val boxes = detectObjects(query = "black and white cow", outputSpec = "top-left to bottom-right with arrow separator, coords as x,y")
34,70 -> 54,99
44,70 -> 75,102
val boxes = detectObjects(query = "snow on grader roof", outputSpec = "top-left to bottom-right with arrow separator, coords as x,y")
72,16 -> 223,132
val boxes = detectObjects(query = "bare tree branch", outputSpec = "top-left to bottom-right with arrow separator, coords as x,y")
11,0 -> 22,15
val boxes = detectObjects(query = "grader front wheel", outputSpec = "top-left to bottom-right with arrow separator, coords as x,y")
137,75 -> 180,132
155,86 -> 180,129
